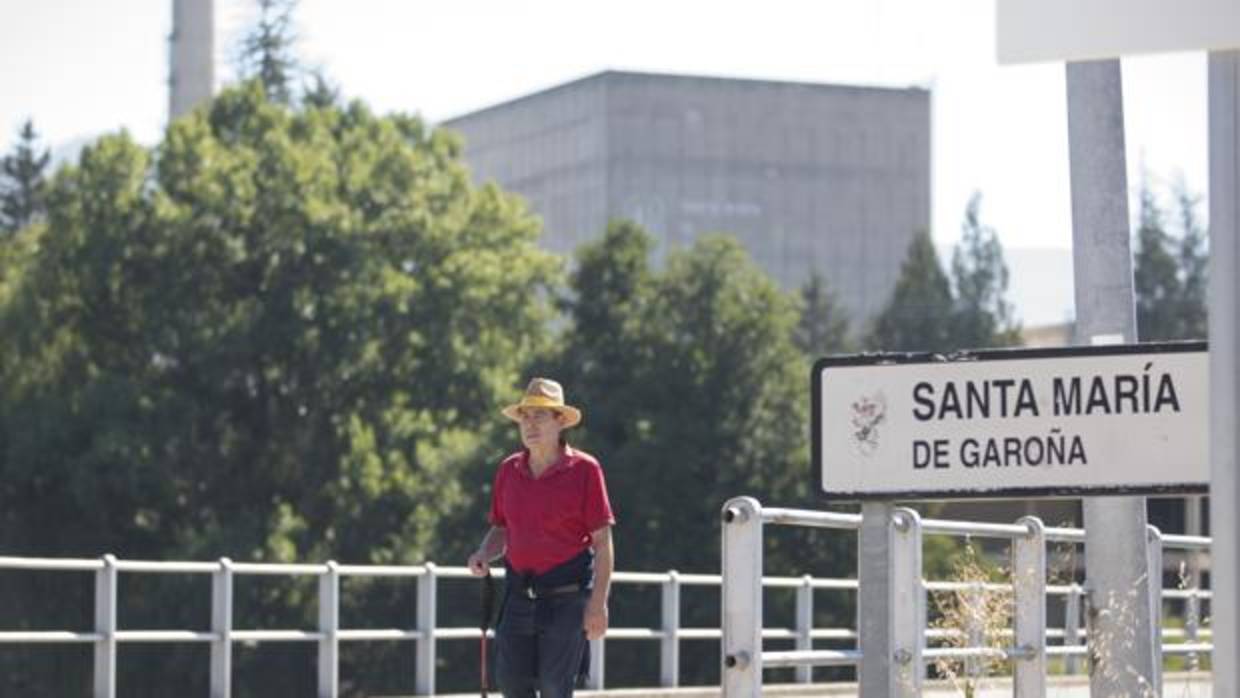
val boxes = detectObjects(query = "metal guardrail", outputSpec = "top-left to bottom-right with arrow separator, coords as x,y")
0,505 -> 1213,698
721,498 -> 1213,698
0,554 -> 855,697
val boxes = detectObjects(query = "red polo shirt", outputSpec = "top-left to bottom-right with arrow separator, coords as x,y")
489,446 -> 615,575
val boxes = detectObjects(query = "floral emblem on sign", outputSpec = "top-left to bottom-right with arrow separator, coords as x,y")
850,392 -> 887,456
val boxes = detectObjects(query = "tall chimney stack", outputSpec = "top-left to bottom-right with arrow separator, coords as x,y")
169,0 -> 215,120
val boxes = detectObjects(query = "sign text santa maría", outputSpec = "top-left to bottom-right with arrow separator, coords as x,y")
812,342 -> 1208,499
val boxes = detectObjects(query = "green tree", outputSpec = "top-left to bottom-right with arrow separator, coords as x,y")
602,234 -> 811,570
536,226 -> 852,685
868,231 -> 955,352
0,81 -> 559,696
1133,183 -> 1186,341
1132,178 -> 1208,343
951,193 -> 1020,347
794,269 -> 851,357
0,119 -> 51,235
1173,181 -> 1208,339
302,70 -> 341,109
433,220 -> 655,573
547,219 -> 655,452
239,0 -> 300,104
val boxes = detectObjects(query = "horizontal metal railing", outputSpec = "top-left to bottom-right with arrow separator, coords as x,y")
0,553 -> 867,697
722,499 -> 1214,698
0,506 -> 1213,698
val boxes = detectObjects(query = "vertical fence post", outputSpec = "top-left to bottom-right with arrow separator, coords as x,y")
1146,526 -> 1164,696
211,558 -> 233,698
319,561 -> 340,698
722,497 -> 763,698
661,570 -> 681,687
1064,583 -> 1083,674
1186,587 -> 1201,671
586,635 -> 606,690
1013,516 -> 1047,698
964,582 -> 984,681
795,575 -> 813,684
416,563 -> 437,696
93,554 -> 118,698
891,508 -> 923,698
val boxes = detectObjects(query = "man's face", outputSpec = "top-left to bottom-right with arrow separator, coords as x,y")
518,406 -> 564,450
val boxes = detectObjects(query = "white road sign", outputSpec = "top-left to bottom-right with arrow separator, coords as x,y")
813,343 -> 1208,499
997,0 -> 1240,64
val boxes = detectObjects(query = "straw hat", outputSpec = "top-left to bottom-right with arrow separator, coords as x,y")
501,378 -> 583,428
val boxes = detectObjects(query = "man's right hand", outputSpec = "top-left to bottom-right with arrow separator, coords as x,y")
467,550 -> 489,577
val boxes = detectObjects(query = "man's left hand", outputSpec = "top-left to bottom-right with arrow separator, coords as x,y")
584,600 -> 608,640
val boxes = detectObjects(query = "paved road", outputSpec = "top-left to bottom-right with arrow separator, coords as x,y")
419,672 -> 1212,698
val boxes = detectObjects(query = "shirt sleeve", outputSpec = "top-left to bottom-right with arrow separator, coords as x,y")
488,462 -> 507,528
582,461 -> 616,531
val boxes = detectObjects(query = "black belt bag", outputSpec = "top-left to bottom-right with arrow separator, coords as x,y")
518,582 -> 581,600
505,548 -> 594,601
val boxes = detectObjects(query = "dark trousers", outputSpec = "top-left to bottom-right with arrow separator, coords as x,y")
495,590 -> 589,698
496,550 -> 593,698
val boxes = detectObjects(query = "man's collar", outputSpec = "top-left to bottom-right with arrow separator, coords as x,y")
517,445 -> 576,478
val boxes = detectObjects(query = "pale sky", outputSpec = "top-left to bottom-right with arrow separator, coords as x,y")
0,0 -> 1211,325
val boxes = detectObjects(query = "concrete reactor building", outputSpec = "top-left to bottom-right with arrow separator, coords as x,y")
444,70 -> 931,326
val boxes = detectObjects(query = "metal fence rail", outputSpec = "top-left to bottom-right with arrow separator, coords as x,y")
0,553 -> 861,697
721,497 -> 1214,698
0,504 -> 1214,698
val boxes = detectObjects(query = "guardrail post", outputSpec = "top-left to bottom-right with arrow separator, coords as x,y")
1186,587 -> 1201,671
211,558 -> 233,698
891,508 -> 923,698
859,502 -> 892,698
661,570 -> 681,687
964,582 -> 984,681
319,561 -> 340,698
1146,526 -> 1164,696
795,574 -> 813,684
93,554 -> 118,698
1013,516 -> 1047,698
416,563 -> 437,696
860,504 -> 922,698
1064,583 -> 1083,674
722,496 -> 763,698
586,634 -> 605,689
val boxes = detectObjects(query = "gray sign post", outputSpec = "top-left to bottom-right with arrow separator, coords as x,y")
858,502 -> 897,697
996,6 -> 1240,687
1208,48 -> 1240,698
1064,59 -> 1158,694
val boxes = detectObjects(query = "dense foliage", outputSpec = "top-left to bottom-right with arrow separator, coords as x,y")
0,87 -> 1040,695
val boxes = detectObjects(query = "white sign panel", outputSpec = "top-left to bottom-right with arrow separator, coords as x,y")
997,0 -> 1240,64
813,343 -> 1208,499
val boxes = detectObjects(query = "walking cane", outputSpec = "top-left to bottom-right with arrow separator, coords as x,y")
480,568 -> 496,698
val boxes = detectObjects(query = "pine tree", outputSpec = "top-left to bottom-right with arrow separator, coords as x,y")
302,70 -> 340,109
0,120 -> 51,235
951,193 -> 1020,347
868,231 -> 955,352
794,269 -> 851,357
1133,183 -> 1184,341
239,0 -> 299,103
1173,182 -> 1207,339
